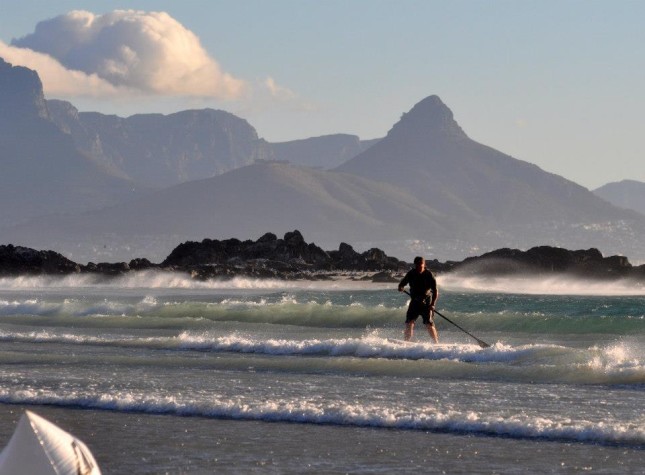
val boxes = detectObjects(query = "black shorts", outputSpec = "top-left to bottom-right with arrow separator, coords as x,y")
405,298 -> 434,326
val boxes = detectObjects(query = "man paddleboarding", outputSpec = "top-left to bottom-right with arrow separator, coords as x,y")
398,256 -> 439,342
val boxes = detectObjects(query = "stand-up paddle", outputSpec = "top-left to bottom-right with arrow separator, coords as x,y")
402,290 -> 491,348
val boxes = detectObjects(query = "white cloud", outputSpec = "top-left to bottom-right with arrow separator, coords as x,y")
264,76 -> 297,100
251,76 -> 317,112
9,10 -> 246,99
0,40 -> 121,96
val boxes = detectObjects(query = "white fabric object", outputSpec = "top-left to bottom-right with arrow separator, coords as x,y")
0,410 -> 101,475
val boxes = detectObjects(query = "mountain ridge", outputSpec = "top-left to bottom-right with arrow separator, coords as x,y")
593,180 -> 645,216
2,58 -> 645,263
46,100 -> 379,186
336,95 -> 635,224
0,58 -> 142,227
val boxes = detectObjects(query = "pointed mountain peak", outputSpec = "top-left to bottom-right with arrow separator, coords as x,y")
387,95 -> 467,140
407,95 -> 453,120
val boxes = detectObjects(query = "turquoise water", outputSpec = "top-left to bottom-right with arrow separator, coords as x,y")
0,272 -> 643,473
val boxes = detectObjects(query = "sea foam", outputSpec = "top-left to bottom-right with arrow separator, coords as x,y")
0,388 -> 642,446
1,328 -> 641,385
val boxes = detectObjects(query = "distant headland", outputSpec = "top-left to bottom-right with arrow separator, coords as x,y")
1,230 -> 644,283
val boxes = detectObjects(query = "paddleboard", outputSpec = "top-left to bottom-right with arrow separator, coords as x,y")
386,338 -> 484,349
386,337 -> 413,344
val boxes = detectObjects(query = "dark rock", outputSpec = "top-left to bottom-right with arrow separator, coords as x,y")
83,261 -> 130,275
370,271 -> 398,283
633,264 -> 645,278
284,230 -> 305,246
162,230 -> 332,270
161,237 -> 248,267
3,236 -> 644,283
328,243 -> 408,272
257,232 -> 278,243
329,243 -> 362,269
157,230 -> 411,279
449,245 -> 636,279
0,244 -> 80,275
128,258 -> 156,271
424,258 -> 453,273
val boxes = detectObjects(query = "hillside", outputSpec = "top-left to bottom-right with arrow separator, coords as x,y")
269,134 -> 380,169
593,180 -> 645,216
2,160 -> 462,262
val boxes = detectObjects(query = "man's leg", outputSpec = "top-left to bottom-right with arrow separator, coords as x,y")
425,323 -> 438,343
404,321 -> 415,341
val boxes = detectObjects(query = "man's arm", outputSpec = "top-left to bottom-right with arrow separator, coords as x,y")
430,287 -> 439,308
428,272 -> 438,307
398,271 -> 410,292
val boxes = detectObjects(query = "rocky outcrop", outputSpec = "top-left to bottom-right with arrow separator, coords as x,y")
161,231 -> 409,280
0,230 -> 409,280
0,244 -> 80,275
328,243 -> 405,271
1,234 -> 644,282
162,231 -> 329,267
447,246 -> 643,279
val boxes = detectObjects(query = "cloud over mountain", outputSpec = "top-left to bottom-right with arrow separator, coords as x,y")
8,10 -> 245,99
0,40 -> 119,96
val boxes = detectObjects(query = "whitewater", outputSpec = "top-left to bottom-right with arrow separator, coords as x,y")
0,271 -> 643,473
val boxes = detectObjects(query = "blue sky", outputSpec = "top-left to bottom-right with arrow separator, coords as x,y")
1,0 -> 643,189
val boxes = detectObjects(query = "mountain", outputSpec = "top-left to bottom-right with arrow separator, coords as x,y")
336,95 -> 645,257
337,95 -> 630,224
47,102 -> 378,187
0,59 -> 141,227
47,100 -> 272,187
593,180 -> 645,216
269,134 -> 380,169
2,160 -> 461,262
0,58 -> 49,122
3,61 -> 645,263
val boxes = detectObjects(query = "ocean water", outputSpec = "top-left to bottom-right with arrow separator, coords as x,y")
0,271 -> 643,474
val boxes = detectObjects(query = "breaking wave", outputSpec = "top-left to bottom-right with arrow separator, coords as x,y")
1,271 -> 645,296
1,388 -> 643,446
0,330 -> 642,386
